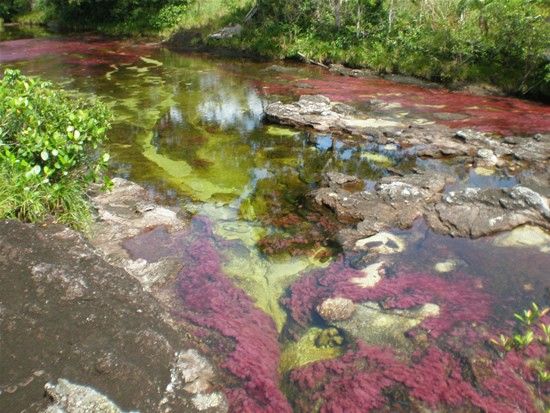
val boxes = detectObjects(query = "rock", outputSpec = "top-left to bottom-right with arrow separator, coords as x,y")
208,24 -> 242,40
328,64 -> 377,79
265,95 -> 404,135
493,225 -> 550,253
434,260 -> 458,273
333,302 -> 440,352
313,171 -> 449,250
160,349 -> 227,411
43,379 -> 127,413
355,232 -> 406,255
350,262 -> 385,288
317,297 -> 356,322
324,172 -> 363,189
427,186 -> 550,238
90,178 -> 185,260
0,220 -> 226,413
476,148 -> 498,166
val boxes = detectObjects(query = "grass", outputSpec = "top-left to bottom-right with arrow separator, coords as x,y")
0,164 -> 92,230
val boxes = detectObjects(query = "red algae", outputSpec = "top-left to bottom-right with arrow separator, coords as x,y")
123,219 -> 292,413
283,261 -> 491,337
290,342 -> 540,413
259,73 -> 550,135
0,37 -> 155,65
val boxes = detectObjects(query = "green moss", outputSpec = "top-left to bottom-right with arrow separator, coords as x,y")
361,152 -> 395,168
266,125 -> 299,137
223,249 -> 322,332
279,327 -> 343,374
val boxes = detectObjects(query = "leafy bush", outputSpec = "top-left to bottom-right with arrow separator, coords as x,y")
0,0 -> 31,21
0,69 -> 111,228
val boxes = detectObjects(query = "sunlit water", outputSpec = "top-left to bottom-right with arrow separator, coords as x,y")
1,28 -> 549,411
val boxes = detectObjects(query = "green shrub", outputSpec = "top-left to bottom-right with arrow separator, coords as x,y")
0,0 -> 31,21
0,69 -> 112,228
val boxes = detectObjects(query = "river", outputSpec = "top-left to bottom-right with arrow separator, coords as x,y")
1,28 -> 549,412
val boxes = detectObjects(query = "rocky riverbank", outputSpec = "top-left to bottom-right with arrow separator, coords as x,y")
266,94 -> 550,254
0,179 -> 229,413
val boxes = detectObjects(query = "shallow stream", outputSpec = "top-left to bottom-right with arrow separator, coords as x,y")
1,29 -> 549,412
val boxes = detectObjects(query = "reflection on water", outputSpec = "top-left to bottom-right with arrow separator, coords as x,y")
2,34 -> 549,412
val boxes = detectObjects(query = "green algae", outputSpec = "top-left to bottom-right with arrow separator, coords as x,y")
140,56 -> 163,66
360,152 -> 395,168
279,327 -> 343,373
222,248 -> 323,332
266,125 -> 299,137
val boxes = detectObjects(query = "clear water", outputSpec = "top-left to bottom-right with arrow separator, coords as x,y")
1,28 -> 549,412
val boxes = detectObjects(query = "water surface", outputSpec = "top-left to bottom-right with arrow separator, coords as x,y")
1,27 -> 549,412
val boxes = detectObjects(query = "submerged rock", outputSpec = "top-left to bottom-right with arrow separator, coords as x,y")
355,232 -> 406,255
279,328 -> 343,373
333,302 -> 440,352
493,225 -> 550,253
317,297 -> 356,322
433,260 -> 458,273
43,379 -> 126,413
0,220 -> 225,413
350,261 -> 385,288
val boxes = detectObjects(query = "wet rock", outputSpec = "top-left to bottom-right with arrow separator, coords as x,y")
355,232 -> 406,255
313,171 -> 450,250
0,220 -> 226,413
317,297 -> 356,322
43,379 -> 126,413
333,302 -> 440,352
427,186 -> 550,238
350,261 -> 385,288
493,225 -> 550,253
90,178 -> 185,260
265,95 -> 403,134
476,148 -> 498,166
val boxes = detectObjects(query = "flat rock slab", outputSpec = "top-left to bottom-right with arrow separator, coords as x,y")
427,186 -> 550,238
313,171 -> 550,250
0,220 -> 226,413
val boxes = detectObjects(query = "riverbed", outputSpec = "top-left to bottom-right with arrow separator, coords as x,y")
1,28 -> 549,412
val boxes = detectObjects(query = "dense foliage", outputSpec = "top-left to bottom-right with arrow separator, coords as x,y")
243,0 -> 550,98
0,69 -> 111,228
6,0 -> 549,98
0,0 -> 31,21
41,0 -> 192,32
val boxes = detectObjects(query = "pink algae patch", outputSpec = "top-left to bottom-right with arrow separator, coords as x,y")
123,219 -> 291,413
283,261 -> 491,337
259,73 -> 550,135
0,37 -> 155,66
290,342 -> 540,413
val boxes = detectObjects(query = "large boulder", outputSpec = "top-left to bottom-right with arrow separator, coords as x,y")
0,220 -> 227,413
426,186 -> 550,238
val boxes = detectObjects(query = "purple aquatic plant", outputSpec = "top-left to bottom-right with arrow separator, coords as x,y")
124,218 -> 292,412
290,342 -> 540,413
176,237 -> 291,412
283,260 -> 491,337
